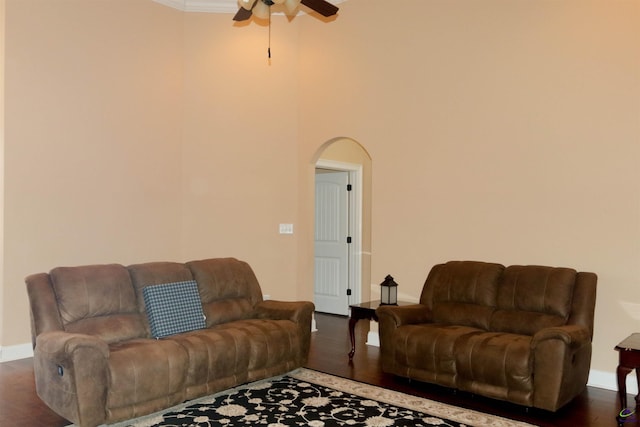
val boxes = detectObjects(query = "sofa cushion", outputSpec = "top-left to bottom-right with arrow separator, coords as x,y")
167,318 -> 301,400
187,258 -> 263,326
490,265 -> 576,335
143,281 -> 206,338
107,338 -> 188,416
422,261 -> 504,330
128,262 -> 194,314
50,264 -> 146,343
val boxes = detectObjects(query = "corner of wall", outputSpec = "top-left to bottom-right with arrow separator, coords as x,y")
0,0 -> 6,353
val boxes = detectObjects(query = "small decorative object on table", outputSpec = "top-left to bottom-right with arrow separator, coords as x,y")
615,333 -> 640,426
379,274 -> 398,305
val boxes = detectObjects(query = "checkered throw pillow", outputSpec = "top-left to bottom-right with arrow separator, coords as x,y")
143,280 -> 206,338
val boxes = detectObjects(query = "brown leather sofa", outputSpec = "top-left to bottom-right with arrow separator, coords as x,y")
376,260 -> 597,412
25,257 -> 314,427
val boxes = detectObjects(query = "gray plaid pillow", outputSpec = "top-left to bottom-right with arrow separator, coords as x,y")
143,280 -> 206,338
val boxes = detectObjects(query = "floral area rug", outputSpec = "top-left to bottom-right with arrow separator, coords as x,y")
83,369 -> 537,427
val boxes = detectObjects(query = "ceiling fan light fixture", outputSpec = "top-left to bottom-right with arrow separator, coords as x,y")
233,0 -> 337,22
252,0 -> 271,19
239,0 -> 255,10
283,0 -> 301,13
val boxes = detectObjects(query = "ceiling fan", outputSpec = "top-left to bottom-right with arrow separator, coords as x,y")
233,0 -> 339,21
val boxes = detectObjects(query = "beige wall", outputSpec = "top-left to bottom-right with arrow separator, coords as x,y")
2,0 -> 640,387
179,11 -> 303,301
3,0 -> 186,345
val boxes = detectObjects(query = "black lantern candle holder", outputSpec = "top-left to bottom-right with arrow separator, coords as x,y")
379,274 -> 398,305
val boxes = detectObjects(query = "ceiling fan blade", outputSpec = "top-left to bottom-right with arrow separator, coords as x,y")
233,7 -> 254,21
300,0 -> 338,17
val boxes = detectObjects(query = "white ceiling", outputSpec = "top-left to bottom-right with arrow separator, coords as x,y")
152,0 -> 345,14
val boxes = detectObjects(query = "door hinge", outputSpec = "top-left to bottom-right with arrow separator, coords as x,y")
346,289 -> 352,296
347,236 -> 352,244
347,184 -> 352,191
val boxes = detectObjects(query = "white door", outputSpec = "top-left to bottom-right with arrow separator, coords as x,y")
314,170 -> 350,315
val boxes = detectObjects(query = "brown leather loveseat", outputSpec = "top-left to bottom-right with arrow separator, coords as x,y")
376,261 -> 596,412
26,257 -> 314,427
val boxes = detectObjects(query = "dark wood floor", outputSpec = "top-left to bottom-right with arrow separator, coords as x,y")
0,312 -> 626,426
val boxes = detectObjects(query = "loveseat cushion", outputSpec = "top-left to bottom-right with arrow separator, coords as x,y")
50,264 -> 146,343
421,261 -> 504,330
388,323 -> 484,388
455,332 -> 533,407
490,265 -> 576,335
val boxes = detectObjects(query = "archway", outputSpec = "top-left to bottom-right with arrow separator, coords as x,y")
312,138 -> 372,315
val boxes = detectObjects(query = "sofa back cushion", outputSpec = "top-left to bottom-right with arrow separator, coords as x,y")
421,261 -> 504,330
490,265 -> 576,335
128,261 -> 195,335
187,257 -> 263,327
49,264 -> 146,343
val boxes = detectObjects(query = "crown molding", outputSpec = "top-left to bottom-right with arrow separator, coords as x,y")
153,0 -> 237,13
152,0 -> 345,14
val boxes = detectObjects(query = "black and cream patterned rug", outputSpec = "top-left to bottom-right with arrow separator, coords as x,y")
79,369 -> 537,427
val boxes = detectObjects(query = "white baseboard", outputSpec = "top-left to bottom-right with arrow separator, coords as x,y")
589,369 -> 638,395
0,343 -> 33,362
366,331 -> 380,347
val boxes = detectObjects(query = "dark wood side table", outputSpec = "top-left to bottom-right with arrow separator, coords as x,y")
348,300 -> 413,360
615,333 -> 640,425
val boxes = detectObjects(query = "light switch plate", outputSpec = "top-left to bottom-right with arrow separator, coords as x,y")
279,223 -> 294,234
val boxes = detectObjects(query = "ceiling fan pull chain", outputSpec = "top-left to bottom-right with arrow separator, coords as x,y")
268,8 -> 272,59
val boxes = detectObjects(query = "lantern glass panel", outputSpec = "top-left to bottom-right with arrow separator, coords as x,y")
389,285 -> 397,305
381,285 -> 390,304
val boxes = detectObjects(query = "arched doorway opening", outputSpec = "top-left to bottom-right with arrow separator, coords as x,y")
313,138 -> 372,316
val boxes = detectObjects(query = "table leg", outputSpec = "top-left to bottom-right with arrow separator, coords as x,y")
636,368 -> 640,414
618,365 -> 632,412
348,317 -> 357,360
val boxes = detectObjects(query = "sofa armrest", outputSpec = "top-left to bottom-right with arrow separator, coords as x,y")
36,330 -> 110,357
531,325 -> 593,411
254,300 -> 315,323
376,304 -> 431,373
34,331 -> 110,427
531,324 -> 592,351
254,300 -> 315,365
376,304 -> 431,327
